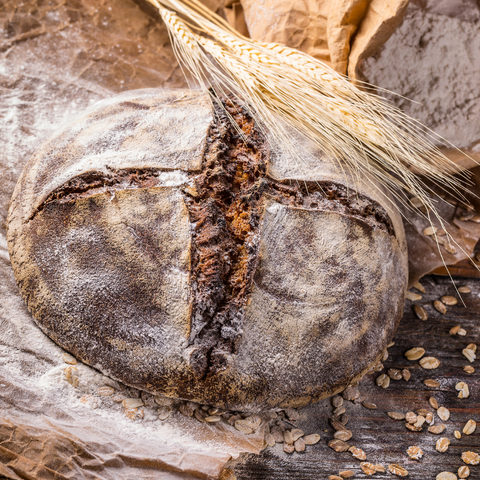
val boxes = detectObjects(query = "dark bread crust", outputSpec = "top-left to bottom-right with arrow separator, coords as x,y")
7,89 -> 408,411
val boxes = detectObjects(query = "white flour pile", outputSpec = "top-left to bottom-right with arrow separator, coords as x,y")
361,0 -> 480,151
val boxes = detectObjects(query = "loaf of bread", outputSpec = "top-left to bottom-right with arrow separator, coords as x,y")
7,89 -> 408,411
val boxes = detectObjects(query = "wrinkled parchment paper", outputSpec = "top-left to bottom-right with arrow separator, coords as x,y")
241,0 -> 480,173
355,0 -> 480,282
0,2 -> 265,479
400,195 -> 480,287
1,0 -> 480,478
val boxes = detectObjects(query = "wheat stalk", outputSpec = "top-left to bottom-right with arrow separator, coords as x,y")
145,0 -> 475,231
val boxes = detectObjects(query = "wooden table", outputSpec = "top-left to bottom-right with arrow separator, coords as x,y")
0,274 -> 477,480
234,274 -> 480,480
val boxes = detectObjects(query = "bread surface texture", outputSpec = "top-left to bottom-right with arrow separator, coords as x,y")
8,88 -> 408,411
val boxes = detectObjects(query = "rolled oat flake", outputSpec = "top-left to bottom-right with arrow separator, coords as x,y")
458,466 -> 470,478
407,445 -> 423,460
436,473 -> 457,480
462,451 -> 480,465
433,300 -> 447,314
388,464 -> 408,477
436,437 -> 450,453
413,304 -> 428,320
437,407 -> 450,421
428,424 -> 446,434
360,463 -> 376,475
463,420 -> 476,435
376,373 -> 390,388
420,356 -> 440,369
387,412 -> 405,420
404,347 -> 425,360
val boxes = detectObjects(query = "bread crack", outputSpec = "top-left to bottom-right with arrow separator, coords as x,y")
184,96 -> 395,379
29,168 -> 175,222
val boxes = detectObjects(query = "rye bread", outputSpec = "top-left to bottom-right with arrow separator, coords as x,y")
7,88 -> 408,411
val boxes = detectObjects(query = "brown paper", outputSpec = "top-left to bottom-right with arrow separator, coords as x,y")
327,0 -> 370,74
358,0 -> 480,171
202,0 -> 231,12
401,195 -> 480,287
355,0 -> 480,279
347,0 -> 409,79
241,0 -> 332,64
439,148 -> 480,174
202,0 -> 250,36
241,0 -> 409,76
239,0 -> 480,284
222,1 -> 250,36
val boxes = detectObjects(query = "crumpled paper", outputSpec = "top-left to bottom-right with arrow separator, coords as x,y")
240,0 -> 331,64
222,1 -> 250,37
0,1 -> 265,479
358,0 -> 480,171
399,192 -> 480,287
356,0 -> 480,281
240,0 -> 408,77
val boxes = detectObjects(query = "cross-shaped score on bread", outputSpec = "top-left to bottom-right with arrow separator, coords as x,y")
7,89 -> 408,412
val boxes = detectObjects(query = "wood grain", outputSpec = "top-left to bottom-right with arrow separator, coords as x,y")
433,260 -> 480,279
234,274 -> 480,479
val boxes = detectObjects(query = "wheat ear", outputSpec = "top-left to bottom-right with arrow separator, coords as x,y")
146,0 -> 476,231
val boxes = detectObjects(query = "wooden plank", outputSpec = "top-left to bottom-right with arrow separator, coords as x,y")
234,275 -> 480,479
433,259 -> 480,278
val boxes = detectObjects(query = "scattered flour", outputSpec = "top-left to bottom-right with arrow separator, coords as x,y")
361,0 -> 480,149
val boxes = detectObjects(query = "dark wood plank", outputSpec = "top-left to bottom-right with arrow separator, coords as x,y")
433,259 -> 480,278
432,244 -> 480,278
234,275 -> 480,479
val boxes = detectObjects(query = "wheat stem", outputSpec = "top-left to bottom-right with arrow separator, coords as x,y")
145,0 -> 476,232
